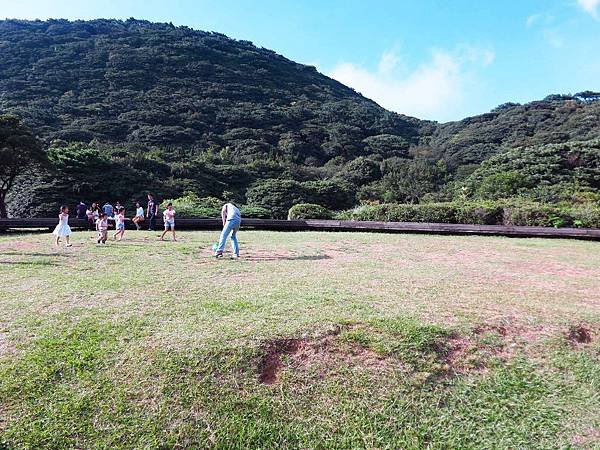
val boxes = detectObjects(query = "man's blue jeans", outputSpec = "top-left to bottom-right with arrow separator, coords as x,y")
216,219 -> 240,255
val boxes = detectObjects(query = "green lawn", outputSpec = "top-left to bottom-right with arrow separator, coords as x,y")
1,230 -> 599,449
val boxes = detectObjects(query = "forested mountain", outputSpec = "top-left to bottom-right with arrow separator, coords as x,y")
428,94 -> 600,174
1,19 -> 599,217
0,18 -> 423,161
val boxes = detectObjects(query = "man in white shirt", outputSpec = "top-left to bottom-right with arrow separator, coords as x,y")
214,202 -> 241,258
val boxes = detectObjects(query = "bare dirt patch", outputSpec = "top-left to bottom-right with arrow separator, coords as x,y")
258,338 -> 303,385
567,323 -> 594,345
257,326 -> 391,385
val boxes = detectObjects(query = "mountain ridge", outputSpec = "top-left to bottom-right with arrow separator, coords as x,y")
1,19 -> 599,217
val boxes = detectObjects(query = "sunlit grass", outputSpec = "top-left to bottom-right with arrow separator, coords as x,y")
0,231 -> 599,448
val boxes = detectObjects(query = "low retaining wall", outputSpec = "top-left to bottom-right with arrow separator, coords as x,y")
1,218 -> 599,240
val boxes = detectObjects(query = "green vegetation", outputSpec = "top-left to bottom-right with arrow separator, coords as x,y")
0,115 -> 46,217
336,199 -> 600,228
1,19 -> 600,219
1,231 -> 599,448
287,203 -> 333,220
456,140 -> 600,203
159,192 -> 270,219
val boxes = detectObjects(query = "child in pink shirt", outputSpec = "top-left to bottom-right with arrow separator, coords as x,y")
160,203 -> 177,241
96,212 -> 108,244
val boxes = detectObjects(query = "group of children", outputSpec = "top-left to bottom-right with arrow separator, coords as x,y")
53,202 -> 178,246
53,200 -> 242,258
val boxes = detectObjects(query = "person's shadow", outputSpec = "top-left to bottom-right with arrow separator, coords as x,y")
241,254 -> 331,261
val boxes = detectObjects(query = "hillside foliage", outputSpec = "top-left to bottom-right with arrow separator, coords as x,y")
1,19 -> 599,218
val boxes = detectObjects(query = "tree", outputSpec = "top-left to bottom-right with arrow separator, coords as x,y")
380,158 -> 446,203
0,116 -> 46,217
334,157 -> 382,185
246,179 -> 309,218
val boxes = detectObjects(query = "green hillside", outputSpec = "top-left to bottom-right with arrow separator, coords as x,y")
1,19 -> 599,217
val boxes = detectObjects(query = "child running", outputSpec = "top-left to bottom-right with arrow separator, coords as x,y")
52,205 -> 72,247
160,203 -> 177,241
214,202 -> 241,258
96,212 -> 108,244
112,207 -> 127,241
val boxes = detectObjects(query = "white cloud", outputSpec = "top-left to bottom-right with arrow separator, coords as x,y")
526,13 -> 542,27
378,50 -> 400,75
577,0 -> 600,17
327,47 -> 494,122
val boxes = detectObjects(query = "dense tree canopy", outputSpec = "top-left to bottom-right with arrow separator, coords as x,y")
0,115 -> 45,217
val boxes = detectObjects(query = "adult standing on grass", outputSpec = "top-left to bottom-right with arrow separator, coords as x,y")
86,204 -> 94,226
147,193 -> 158,231
92,202 -> 100,220
132,202 -> 145,230
102,201 -> 114,219
214,202 -> 241,258
76,201 -> 87,220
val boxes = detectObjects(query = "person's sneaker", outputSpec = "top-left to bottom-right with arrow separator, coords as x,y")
231,254 -> 240,259
214,251 -> 224,258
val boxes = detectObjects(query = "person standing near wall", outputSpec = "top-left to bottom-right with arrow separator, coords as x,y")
147,193 -> 158,231
132,202 -> 145,230
76,201 -> 87,220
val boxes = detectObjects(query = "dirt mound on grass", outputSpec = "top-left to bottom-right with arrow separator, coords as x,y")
567,323 -> 594,345
258,338 -> 303,385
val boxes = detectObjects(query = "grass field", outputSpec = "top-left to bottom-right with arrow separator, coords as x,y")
1,230 -> 599,449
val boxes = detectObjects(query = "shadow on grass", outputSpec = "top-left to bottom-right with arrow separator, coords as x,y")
0,260 -> 59,266
242,254 -> 332,261
0,252 -> 74,258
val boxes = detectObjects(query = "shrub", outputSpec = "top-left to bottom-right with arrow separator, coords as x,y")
247,179 -> 355,218
503,202 -> 572,227
288,203 -> 333,220
455,201 -> 504,225
239,205 -> 271,219
340,203 -> 456,223
161,193 -> 221,218
333,201 -> 600,228
569,204 -> 600,228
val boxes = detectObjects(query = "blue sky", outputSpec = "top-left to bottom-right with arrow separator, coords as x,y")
3,0 -> 599,122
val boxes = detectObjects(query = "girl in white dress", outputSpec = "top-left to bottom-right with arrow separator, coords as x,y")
53,205 -> 72,247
